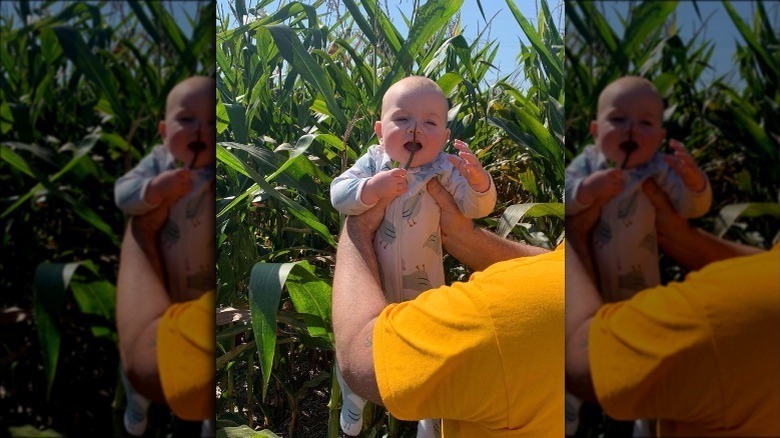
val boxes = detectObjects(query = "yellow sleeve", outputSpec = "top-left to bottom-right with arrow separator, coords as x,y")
157,291 -> 215,421
374,252 -> 564,436
590,248 -> 780,435
589,282 -> 719,422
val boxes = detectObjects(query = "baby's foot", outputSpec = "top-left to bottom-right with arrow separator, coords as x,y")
565,391 -> 583,436
121,368 -> 151,436
417,418 -> 441,437
336,367 -> 366,436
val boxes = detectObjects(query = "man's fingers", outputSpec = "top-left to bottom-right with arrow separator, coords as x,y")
427,178 -> 459,213
642,178 -> 675,214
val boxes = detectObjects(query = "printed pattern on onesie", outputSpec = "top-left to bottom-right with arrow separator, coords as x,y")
331,145 -> 496,303
115,145 -> 216,300
565,145 -> 711,299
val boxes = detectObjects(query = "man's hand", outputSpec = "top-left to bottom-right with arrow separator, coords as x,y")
345,195 -> 393,238
426,178 -> 475,248
361,168 -> 407,206
426,178 -> 547,271
447,140 -> 491,193
131,198 -> 175,283
663,139 -> 707,193
145,168 -> 192,206
577,168 -> 623,207
642,178 -> 761,270
642,178 -> 691,250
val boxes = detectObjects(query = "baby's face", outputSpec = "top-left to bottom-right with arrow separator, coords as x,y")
375,85 -> 450,168
159,77 -> 216,169
590,84 -> 666,168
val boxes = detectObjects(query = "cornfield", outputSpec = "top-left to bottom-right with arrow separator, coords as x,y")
214,0 -> 564,436
1,1 -> 213,435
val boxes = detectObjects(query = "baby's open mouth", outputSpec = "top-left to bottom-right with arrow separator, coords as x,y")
404,142 -> 422,153
619,139 -> 638,169
402,142 -> 422,170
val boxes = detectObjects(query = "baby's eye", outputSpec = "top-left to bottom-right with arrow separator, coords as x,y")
394,117 -> 408,123
424,120 -> 437,126
609,116 -> 624,122
179,116 -> 194,122
641,120 -> 653,126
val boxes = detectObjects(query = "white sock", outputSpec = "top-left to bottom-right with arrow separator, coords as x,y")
120,368 -> 151,437
336,366 -> 367,436
565,391 -> 582,437
201,419 -> 215,437
417,418 -> 441,438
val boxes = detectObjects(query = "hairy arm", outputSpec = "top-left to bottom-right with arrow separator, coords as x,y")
643,179 -> 761,270
116,200 -> 174,403
564,196 -> 605,403
426,179 -> 548,271
332,199 -> 393,405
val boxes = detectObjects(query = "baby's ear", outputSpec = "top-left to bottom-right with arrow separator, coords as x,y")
589,120 -> 598,139
158,120 -> 167,138
374,121 -> 383,141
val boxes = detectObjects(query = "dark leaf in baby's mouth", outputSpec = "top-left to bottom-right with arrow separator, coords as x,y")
619,140 -> 638,169
188,140 -> 206,168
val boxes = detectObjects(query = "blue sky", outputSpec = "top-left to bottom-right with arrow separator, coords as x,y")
599,1 -> 779,89
215,0 -> 554,86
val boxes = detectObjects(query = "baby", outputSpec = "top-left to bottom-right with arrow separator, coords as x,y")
114,75 -> 216,436
330,76 -> 497,437
564,76 -> 712,436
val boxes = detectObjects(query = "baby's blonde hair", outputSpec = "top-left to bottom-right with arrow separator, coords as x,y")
597,76 -> 663,116
382,76 -> 448,113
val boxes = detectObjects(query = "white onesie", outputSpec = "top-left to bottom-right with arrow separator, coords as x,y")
115,145 -> 215,300
565,145 -> 712,298
331,144 -> 496,303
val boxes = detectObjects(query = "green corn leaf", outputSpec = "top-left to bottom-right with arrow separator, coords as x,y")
506,0 -> 563,87
51,26 -> 128,126
248,262 -> 297,400
371,0 -> 463,110
263,24 -> 348,129
33,262 -> 83,400
715,203 -> 780,238
722,0 -> 778,79
217,144 -> 336,247
497,203 -> 565,239
285,261 -> 333,345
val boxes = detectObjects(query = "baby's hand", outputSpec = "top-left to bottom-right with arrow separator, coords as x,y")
145,168 -> 192,206
361,168 -> 408,205
447,140 -> 491,193
577,168 -> 623,206
663,139 -> 707,193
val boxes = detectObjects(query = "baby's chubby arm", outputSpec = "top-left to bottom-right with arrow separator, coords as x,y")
565,148 -> 622,215
145,168 -> 192,206
330,149 -> 406,215
663,139 -> 707,193
115,147 -> 192,215
442,140 -> 496,218
657,140 -> 712,218
360,168 -> 407,206
446,139 -> 491,193
576,169 -> 624,207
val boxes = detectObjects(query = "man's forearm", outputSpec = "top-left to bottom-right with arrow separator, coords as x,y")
445,226 -> 550,272
116,224 -> 171,403
332,218 -> 387,405
659,227 -> 763,271
564,240 -> 601,403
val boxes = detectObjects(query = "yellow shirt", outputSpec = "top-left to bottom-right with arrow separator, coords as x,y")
157,290 -> 215,420
374,248 -> 565,436
590,245 -> 780,436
